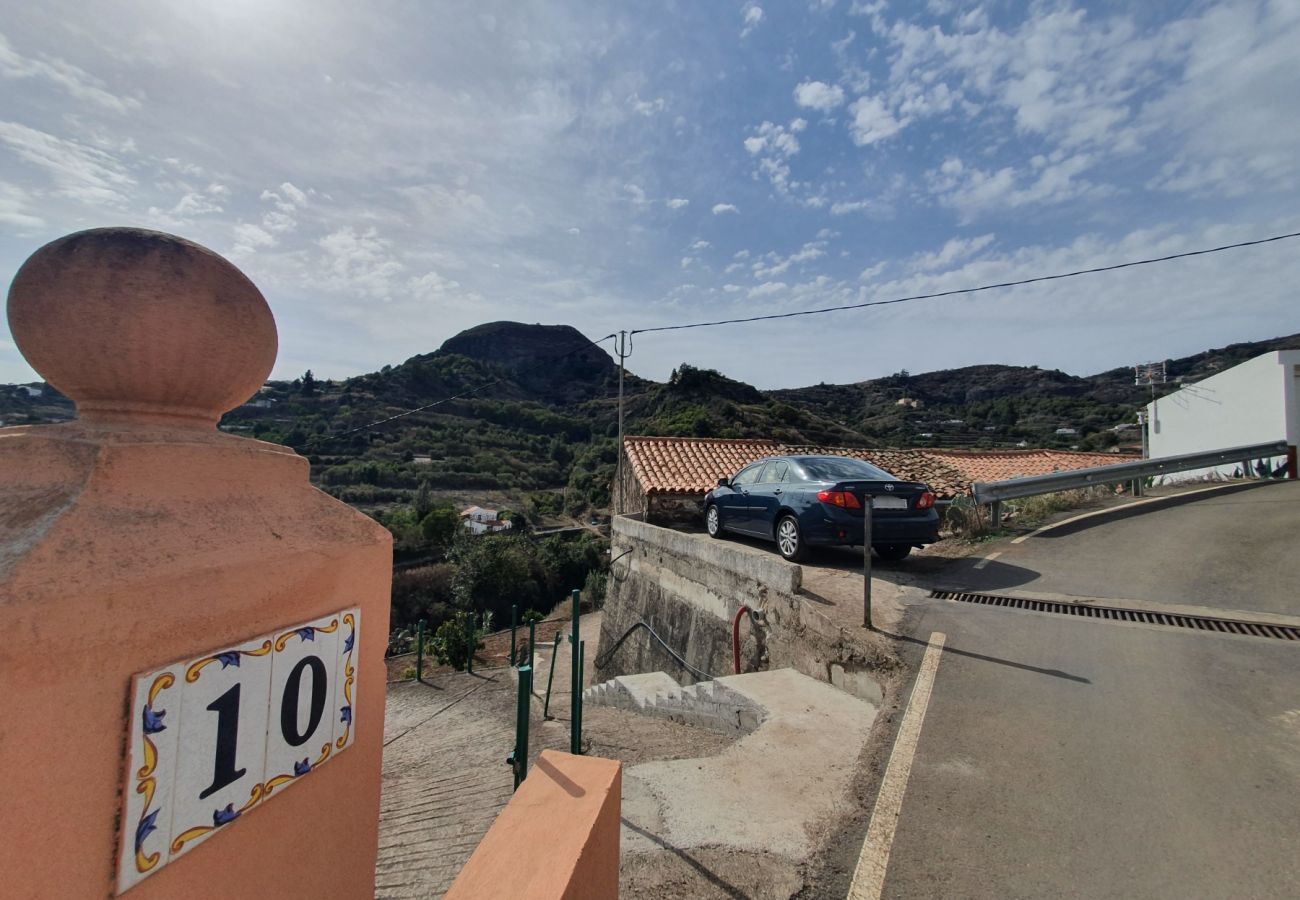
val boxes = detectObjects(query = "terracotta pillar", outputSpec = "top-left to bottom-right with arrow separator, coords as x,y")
0,228 -> 392,897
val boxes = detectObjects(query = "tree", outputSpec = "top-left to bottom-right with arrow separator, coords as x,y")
413,480 -> 433,521
420,504 -> 460,548
301,369 -> 318,396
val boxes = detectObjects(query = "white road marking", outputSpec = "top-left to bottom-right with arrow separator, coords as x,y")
973,551 -> 1002,570
1009,482 -> 1253,544
847,632 -> 947,900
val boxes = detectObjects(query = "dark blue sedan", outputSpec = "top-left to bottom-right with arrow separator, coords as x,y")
703,455 -> 940,562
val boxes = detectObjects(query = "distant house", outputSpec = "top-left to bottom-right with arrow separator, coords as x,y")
1145,350 -> 1298,480
15,385 -> 43,398
1054,427 -> 1078,436
459,505 -> 513,535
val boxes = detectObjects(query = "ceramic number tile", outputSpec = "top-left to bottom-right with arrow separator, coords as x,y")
169,634 -> 275,861
330,608 -> 361,754
262,614 -> 342,797
117,662 -> 184,894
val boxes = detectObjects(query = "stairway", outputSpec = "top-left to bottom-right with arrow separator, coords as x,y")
582,672 -> 767,733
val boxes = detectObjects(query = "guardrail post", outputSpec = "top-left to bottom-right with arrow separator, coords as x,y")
862,495 -> 873,629
528,619 -> 536,672
508,665 -> 532,790
991,500 -> 1003,529
543,634 -> 561,719
416,618 -> 426,683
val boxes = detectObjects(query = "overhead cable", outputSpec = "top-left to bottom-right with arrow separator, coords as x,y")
629,230 -> 1300,336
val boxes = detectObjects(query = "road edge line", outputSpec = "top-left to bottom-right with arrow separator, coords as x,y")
847,631 -> 947,900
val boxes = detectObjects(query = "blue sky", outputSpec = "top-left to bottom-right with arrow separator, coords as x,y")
2,1 -> 1297,389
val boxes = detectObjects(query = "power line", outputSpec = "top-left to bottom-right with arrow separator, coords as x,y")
305,332 -> 617,445
629,229 -> 1300,336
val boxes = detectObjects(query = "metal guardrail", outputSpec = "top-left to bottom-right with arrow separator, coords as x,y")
973,440 -> 1290,526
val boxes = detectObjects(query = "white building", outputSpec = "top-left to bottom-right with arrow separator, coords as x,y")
459,506 -> 514,535
1145,350 -> 1299,481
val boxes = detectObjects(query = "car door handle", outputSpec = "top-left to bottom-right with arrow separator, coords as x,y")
773,489 -> 783,495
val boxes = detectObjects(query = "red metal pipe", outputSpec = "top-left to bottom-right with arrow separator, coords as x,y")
732,605 -> 750,675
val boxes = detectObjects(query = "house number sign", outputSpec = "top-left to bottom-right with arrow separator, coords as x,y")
116,608 -> 360,894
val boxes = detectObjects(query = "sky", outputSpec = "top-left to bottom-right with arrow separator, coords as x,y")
1,0 -> 1298,390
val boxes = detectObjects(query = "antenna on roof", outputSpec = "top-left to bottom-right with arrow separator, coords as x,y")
1134,361 -> 1167,459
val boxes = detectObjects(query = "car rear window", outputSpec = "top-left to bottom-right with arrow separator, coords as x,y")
797,457 -> 892,481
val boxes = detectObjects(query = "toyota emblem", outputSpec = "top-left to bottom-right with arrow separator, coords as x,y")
884,483 -> 895,491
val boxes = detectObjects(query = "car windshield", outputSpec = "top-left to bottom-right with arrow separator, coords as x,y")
796,457 -> 893,481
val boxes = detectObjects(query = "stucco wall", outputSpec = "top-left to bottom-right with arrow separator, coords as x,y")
1146,350 -> 1299,480
596,517 -> 881,696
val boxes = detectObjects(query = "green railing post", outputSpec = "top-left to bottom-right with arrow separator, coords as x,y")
570,589 -> 581,755
576,640 -> 585,755
510,604 -> 518,666
466,612 -> 474,674
543,634 -> 560,720
508,665 -> 532,790
527,619 -> 536,672
416,618 -> 426,683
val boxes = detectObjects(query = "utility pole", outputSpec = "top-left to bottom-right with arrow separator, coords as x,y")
615,330 -> 627,516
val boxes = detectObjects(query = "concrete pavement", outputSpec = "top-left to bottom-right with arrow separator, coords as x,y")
815,477 -> 1300,899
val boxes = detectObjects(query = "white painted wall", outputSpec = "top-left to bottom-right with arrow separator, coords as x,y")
1146,350 -> 1299,481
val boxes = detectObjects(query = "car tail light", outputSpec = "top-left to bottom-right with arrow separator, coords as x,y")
917,491 -> 935,510
817,490 -> 862,509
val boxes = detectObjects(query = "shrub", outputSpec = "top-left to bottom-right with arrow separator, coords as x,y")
428,611 -> 494,671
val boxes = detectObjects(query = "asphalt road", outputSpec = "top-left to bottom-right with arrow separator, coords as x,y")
933,480 -> 1300,616
841,479 -> 1300,899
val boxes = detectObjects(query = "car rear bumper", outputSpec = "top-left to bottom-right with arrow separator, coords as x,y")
802,510 -> 940,547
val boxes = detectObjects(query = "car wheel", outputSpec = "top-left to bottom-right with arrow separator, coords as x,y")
873,544 -> 912,561
705,504 -> 723,538
776,515 -> 806,562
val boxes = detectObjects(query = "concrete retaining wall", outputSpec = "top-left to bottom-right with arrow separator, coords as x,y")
596,517 -> 880,698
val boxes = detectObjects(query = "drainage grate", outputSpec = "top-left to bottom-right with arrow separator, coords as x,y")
928,590 -> 1300,641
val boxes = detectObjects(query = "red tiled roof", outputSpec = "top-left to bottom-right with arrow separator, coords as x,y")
926,449 -> 1137,486
624,437 -> 1139,499
623,436 -> 779,494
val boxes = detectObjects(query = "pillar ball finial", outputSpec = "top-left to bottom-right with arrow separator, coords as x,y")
6,227 -> 278,427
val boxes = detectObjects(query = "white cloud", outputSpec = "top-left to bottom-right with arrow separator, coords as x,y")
744,119 -> 806,193
690,239 -> 711,251
666,197 -> 690,209
794,80 -> 845,112
316,226 -> 405,300
927,154 -> 1103,221
629,93 -> 666,116
741,3 -> 765,37
753,240 -> 827,278
846,94 -> 904,145
624,183 -> 648,205
712,202 -> 739,214
748,280 -> 787,298
0,121 -> 133,204
830,199 -> 871,215
723,283 -> 743,292
231,223 -> 276,258
0,179 -> 43,229
0,32 -> 139,114
911,234 -> 995,271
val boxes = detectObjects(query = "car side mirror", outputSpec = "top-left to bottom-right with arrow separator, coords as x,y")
717,476 -> 730,487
